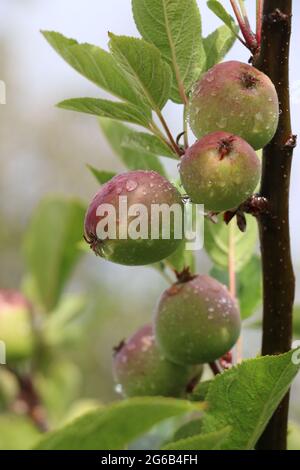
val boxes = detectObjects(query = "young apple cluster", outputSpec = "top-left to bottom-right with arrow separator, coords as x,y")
83,60 -> 279,397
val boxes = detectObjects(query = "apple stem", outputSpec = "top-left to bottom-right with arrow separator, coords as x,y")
209,361 -> 222,376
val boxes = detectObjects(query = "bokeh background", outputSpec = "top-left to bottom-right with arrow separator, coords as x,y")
0,0 -> 299,447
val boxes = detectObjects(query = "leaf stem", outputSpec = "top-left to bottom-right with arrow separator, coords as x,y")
238,0 -> 251,31
230,0 -> 258,52
155,109 -> 183,157
149,121 -> 177,156
256,0 -> 264,45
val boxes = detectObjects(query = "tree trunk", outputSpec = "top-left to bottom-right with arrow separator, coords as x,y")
253,0 -> 296,450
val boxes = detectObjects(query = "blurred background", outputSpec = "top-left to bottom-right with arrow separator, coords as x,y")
0,0 -> 299,448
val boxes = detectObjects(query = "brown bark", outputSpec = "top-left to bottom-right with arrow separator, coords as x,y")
253,0 -> 296,450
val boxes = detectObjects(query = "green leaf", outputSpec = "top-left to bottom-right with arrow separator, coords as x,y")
203,25 -> 237,71
121,132 -> 176,159
42,31 -> 150,113
288,422 -> 300,450
108,33 -> 172,110
189,380 -> 213,402
172,418 -> 203,441
86,166 -> 116,185
162,427 -> 231,450
207,1 -> 238,35
58,98 -> 151,127
132,0 -> 205,103
34,397 -> 202,450
99,119 -> 166,176
23,197 -> 86,311
237,255 -> 262,319
211,256 -> 262,319
293,305 -> 300,337
204,216 -> 257,272
0,415 -> 40,450
44,295 -> 87,347
201,350 -> 300,449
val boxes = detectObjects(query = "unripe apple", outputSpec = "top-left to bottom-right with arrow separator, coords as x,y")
0,290 -> 34,362
84,171 -> 183,266
179,131 -> 260,211
189,61 -> 279,150
113,324 -> 196,397
154,275 -> 241,365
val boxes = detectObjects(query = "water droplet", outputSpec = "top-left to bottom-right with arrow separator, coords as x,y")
115,384 -> 123,395
216,116 -> 227,129
126,180 -> 138,192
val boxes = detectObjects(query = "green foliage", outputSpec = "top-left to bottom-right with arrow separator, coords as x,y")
99,119 -> 166,176
23,196 -> 85,311
207,1 -> 238,35
162,426 -> 231,450
121,131 -> 176,159
288,422 -> 300,450
203,25 -> 237,71
44,295 -> 87,347
200,350 -> 300,449
36,361 -> 82,425
189,380 -> 213,402
58,97 -> 151,127
293,305 -> 300,337
205,216 -> 258,272
86,166 -> 117,185
42,31 -> 148,112
34,397 -> 202,450
132,0 -> 205,102
108,33 -> 172,111
36,1 -> 299,453
0,415 -> 40,450
211,256 -> 262,319
172,418 -> 203,441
